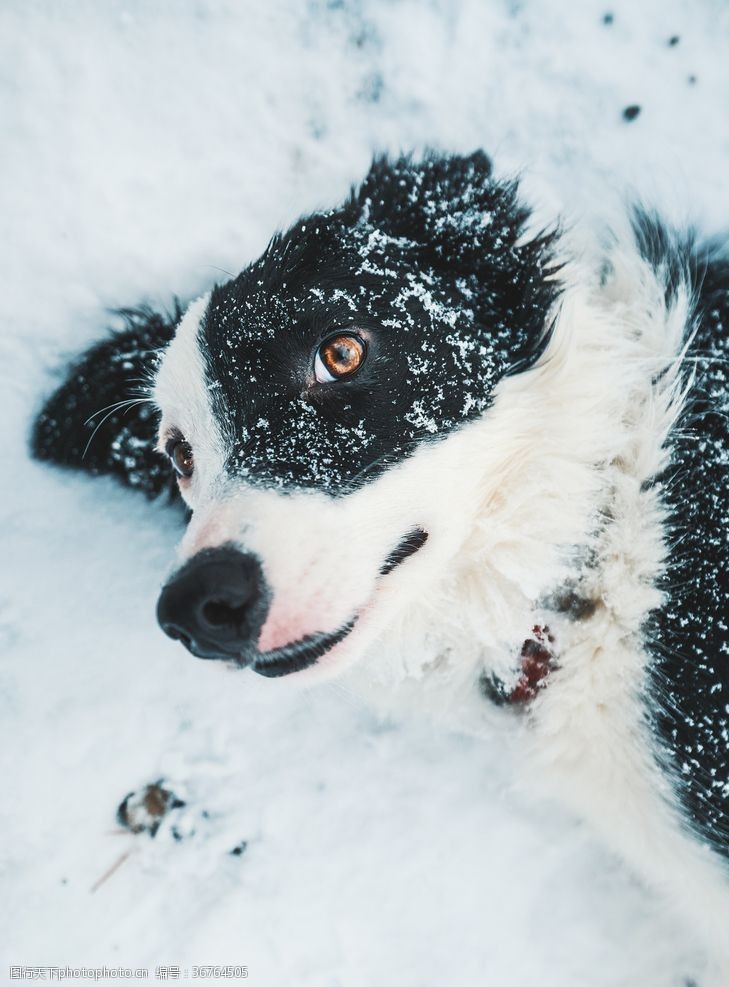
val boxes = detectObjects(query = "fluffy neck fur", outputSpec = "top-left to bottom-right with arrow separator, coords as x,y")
343,226 -> 689,735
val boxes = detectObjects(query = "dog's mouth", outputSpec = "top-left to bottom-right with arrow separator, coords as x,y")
252,621 -> 357,677
166,528 -> 428,676
251,527 -> 429,678
379,527 -> 429,575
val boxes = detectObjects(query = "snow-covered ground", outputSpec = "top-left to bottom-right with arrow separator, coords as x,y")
1,1 -> 727,984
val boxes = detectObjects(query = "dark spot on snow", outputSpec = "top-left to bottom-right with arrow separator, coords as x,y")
688,74 -> 697,85
358,72 -> 384,104
668,35 -> 680,47
230,840 -> 248,857
308,119 -> 326,141
350,22 -> 378,51
117,781 -> 186,838
622,105 -> 641,122
602,12 -> 614,25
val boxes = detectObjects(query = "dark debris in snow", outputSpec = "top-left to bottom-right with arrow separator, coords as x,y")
117,780 -> 186,838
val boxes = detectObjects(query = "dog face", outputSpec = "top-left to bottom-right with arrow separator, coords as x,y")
153,153 -> 557,679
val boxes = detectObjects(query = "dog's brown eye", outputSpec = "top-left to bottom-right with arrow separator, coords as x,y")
314,333 -> 366,382
169,439 -> 194,478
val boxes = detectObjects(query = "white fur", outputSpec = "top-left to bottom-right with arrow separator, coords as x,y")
154,225 -> 729,976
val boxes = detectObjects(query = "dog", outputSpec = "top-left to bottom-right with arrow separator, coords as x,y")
33,152 -> 729,979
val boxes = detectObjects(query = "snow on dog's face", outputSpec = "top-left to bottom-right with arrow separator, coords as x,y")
154,153 -> 557,679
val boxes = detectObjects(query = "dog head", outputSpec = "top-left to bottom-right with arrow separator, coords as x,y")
153,152 -> 558,679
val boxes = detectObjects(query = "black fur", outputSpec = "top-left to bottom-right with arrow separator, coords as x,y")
32,306 -> 180,499
33,154 -> 557,498
200,152 -> 558,492
637,213 -> 729,859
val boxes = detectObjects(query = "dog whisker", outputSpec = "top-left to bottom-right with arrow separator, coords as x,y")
83,396 -> 152,427
82,399 -> 150,460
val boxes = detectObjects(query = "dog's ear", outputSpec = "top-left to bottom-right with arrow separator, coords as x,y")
32,306 -> 181,499
348,151 -> 540,277
347,152 -> 558,374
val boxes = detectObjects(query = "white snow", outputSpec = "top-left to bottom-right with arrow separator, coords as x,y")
1,1 -> 727,984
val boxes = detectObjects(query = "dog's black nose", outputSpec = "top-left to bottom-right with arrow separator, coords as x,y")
156,547 -> 268,661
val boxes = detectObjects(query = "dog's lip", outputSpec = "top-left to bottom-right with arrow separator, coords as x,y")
250,527 -> 428,677
379,527 -> 429,576
251,621 -> 357,677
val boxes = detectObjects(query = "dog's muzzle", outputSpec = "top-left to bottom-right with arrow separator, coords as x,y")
156,527 -> 429,674
156,546 -> 268,664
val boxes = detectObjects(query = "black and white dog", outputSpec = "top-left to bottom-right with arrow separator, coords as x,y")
33,152 -> 729,976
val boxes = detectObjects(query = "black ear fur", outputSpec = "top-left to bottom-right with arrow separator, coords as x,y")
347,151 -> 559,373
31,305 -> 181,499
348,150 -> 546,274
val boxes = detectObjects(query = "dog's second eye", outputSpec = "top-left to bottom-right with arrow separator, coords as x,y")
314,333 -> 366,382
169,439 -> 194,479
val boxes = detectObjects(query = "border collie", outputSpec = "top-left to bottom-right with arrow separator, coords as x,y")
33,152 -> 729,980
